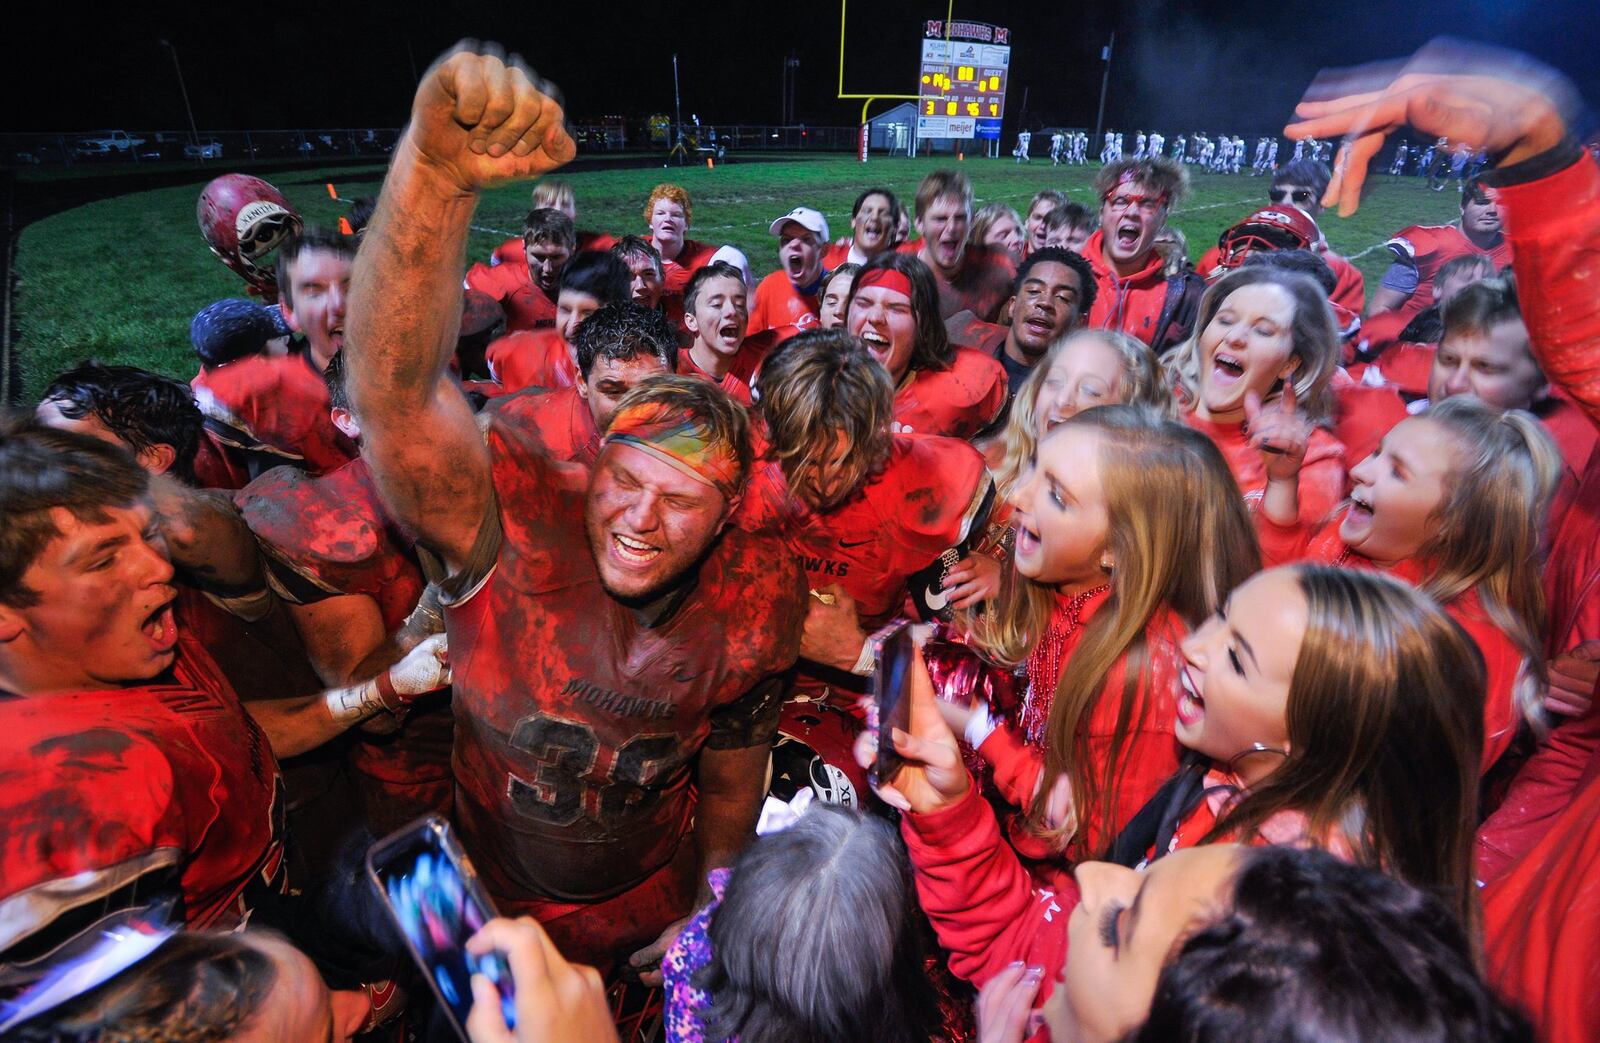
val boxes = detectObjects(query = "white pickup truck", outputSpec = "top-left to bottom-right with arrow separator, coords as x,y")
74,130 -> 146,157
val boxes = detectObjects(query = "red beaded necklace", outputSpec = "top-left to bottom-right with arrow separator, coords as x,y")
1021,582 -> 1112,745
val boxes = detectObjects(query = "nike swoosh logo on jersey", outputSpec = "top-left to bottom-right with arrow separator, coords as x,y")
838,537 -> 873,548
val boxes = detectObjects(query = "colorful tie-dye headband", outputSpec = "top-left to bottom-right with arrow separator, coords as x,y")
605,400 -> 741,499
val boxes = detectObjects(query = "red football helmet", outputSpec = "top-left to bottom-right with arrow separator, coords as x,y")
1215,206 -> 1319,271
197,175 -> 303,302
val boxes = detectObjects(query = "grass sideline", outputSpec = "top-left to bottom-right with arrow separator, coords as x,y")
11,154 -> 1463,402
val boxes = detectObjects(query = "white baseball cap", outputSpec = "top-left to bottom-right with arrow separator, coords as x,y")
768,207 -> 829,242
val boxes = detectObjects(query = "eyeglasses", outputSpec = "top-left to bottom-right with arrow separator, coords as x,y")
1268,187 -> 1317,205
1103,193 -> 1168,215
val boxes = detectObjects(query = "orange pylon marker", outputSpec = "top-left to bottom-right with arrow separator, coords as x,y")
326,183 -> 339,199
706,157 -> 714,169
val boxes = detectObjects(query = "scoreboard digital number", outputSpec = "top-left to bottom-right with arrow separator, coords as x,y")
917,20 -> 1011,140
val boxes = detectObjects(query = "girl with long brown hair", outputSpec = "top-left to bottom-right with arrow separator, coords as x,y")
1248,391 -> 1560,772
944,405 -> 1260,870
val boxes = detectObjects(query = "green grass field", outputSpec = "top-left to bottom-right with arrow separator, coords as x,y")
10,154 -> 1463,402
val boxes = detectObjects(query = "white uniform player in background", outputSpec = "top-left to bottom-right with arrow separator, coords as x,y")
1075,131 -> 1089,164
1389,143 -> 1409,175
1231,136 -> 1245,173
1147,131 -> 1164,158
1252,136 -> 1270,174
1133,131 -> 1147,159
1015,129 -> 1031,162
1171,134 -> 1187,163
1101,130 -> 1116,164
1266,138 -> 1279,169
1050,131 -> 1065,165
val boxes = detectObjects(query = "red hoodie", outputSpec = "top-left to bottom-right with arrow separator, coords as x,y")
1182,410 -> 1347,526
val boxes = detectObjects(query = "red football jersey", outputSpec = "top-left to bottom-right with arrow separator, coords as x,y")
749,271 -> 821,334
945,311 -> 1008,359
652,237 -> 720,297
486,329 -> 578,393
445,421 -> 806,905
1382,223 -> 1513,323
484,386 -> 603,467
736,434 -> 992,628
0,636 -> 286,957
191,352 -> 356,477
677,327 -> 793,407
893,348 -> 1008,439
236,458 -> 451,827
465,259 -> 557,332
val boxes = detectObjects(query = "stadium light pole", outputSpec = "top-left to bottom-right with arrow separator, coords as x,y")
672,53 -> 683,159
1093,32 -> 1115,145
158,38 -> 200,148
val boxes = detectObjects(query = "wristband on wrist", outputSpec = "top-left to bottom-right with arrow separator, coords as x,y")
325,679 -> 385,725
851,637 -> 877,677
374,669 -> 403,711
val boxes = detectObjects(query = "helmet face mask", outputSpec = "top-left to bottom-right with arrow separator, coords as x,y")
1215,207 -> 1316,270
197,175 -> 303,301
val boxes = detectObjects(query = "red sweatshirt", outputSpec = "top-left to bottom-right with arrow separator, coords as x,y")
1256,509 -> 1523,773
1182,410 -> 1347,526
485,329 -> 577,393
892,348 -> 1009,439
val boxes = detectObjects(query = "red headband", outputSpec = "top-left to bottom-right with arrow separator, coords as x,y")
857,268 -> 914,300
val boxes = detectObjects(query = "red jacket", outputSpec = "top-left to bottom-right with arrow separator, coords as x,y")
893,348 -> 1008,439
486,329 -> 577,393
1183,410 -> 1347,526
465,258 -> 556,332
1473,146 -> 1600,889
1256,508 -> 1523,774
1483,767 -> 1600,1043
653,237 -> 720,297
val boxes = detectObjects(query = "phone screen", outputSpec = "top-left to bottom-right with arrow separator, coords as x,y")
871,621 -> 917,786
367,816 -> 515,1039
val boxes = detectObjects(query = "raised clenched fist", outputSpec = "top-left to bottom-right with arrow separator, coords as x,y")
407,44 -> 576,194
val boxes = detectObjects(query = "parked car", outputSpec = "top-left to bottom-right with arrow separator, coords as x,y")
184,140 -> 223,160
74,130 -> 145,157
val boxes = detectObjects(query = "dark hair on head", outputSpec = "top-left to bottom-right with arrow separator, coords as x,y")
1014,247 -> 1097,317
1125,845 -> 1534,1043
611,234 -> 664,278
1242,248 -> 1338,298
276,226 -> 355,311
826,262 -> 862,289
913,169 -> 973,220
573,302 -> 680,379
8,930 -> 281,1043
696,805 -> 940,1043
1093,157 -> 1189,207
603,375 -> 753,494
849,253 -> 953,372
1438,252 -> 1499,285
558,250 -> 631,306
522,206 -> 577,249
1271,158 -> 1333,197
1044,201 -> 1095,234
683,260 -> 748,314
852,186 -> 899,219
1442,277 -> 1523,342
0,419 -> 151,609
345,196 -> 377,235
40,363 -> 203,484
323,348 -> 351,413
1462,174 -> 1492,208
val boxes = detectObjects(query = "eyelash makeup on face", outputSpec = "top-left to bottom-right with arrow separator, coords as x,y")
1099,901 -> 1124,951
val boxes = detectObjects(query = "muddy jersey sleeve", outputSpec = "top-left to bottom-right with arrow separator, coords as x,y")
705,673 -> 786,750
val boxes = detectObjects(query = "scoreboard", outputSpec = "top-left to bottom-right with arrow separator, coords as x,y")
916,20 -> 1011,140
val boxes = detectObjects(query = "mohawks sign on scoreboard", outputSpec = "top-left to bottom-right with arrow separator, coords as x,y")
917,19 -> 1011,140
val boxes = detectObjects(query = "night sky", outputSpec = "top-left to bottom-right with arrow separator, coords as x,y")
4,0 -> 1595,137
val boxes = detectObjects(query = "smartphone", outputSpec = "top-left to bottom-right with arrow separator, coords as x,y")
869,620 -> 917,788
367,816 -> 515,1040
